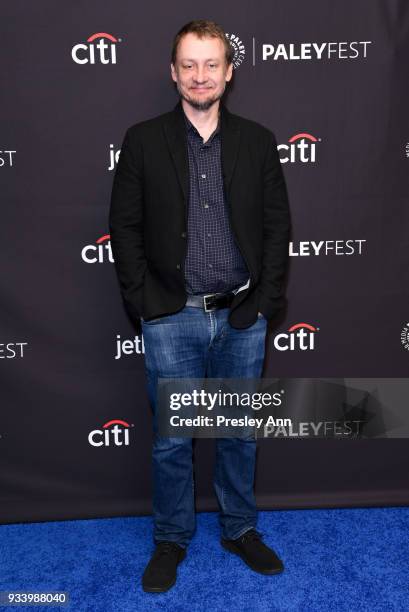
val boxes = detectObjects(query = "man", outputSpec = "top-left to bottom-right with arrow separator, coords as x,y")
109,19 -> 291,593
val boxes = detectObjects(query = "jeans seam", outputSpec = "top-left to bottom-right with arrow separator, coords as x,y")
230,525 -> 255,541
215,444 -> 227,512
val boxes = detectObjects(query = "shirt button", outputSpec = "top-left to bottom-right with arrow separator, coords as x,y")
203,203 -> 209,208
176,264 -> 181,270
181,232 -> 186,238
201,174 -> 206,179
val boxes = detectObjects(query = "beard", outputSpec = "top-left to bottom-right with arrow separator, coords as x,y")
176,81 -> 226,111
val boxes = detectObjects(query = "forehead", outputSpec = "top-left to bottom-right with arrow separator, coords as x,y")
176,32 -> 225,61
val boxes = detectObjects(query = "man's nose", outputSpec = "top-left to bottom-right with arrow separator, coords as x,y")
193,66 -> 207,82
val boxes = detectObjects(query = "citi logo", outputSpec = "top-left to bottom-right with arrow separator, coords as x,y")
88,419 -> 133,447
274,323 -> 319,351
278,133 -> 320,163
81,234 -> 113,263
71,32 -> 120,65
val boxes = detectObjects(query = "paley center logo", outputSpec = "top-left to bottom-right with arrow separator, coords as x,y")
225,32 -> 245,68
401,323 -> 409,351
71,32 -> 121,64
81,234 -> 113,263
273,323 -> 319,351
88,419 -> 133,447
278,132 -> 320,164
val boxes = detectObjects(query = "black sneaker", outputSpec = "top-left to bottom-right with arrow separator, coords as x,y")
142,541 -> 186,593
221,529 -> 284,575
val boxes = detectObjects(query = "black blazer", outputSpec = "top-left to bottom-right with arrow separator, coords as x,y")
109,99 -> 291,334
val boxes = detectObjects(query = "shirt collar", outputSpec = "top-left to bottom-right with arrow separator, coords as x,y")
183,108 -> 221,142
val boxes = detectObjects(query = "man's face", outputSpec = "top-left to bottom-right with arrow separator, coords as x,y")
171,33 -> 233,111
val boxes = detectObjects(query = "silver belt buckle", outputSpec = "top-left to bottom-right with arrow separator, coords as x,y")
203,293 -> 217,312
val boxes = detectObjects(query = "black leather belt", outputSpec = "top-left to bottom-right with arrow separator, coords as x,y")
185,291 -> 235,312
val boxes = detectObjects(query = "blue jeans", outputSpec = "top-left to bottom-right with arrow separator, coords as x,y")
140,304 -> 268,548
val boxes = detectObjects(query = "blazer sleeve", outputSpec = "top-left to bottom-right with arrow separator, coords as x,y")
109,127 -> 147,321
256,130 -> 291,318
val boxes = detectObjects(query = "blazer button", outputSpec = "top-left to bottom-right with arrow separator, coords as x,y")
181,232 -> 186,238
176,264 -> 181,270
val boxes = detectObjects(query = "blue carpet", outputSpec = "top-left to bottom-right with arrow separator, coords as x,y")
0,507 -> 408,611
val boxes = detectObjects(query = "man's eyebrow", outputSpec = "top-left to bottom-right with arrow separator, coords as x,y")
181,58 -> 220,62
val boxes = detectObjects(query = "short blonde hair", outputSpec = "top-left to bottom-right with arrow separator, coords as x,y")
171,19 -> 233,67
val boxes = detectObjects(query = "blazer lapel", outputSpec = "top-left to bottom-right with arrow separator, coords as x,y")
163,99 -> 241,202
220,100 -> 240,199
163,100 -> 189,202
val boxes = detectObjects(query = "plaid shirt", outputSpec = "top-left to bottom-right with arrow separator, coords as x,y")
183,109 -> 249,295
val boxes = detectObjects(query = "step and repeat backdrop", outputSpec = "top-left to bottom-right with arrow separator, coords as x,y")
1,1 -> 409,522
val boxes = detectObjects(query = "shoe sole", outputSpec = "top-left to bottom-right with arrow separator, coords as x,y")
142,548 -> 187,593
221,539 -> 284,575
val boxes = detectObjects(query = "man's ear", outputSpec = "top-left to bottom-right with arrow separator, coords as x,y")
225,62 -> 233,83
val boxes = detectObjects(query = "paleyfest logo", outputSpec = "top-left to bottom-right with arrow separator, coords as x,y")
0,149 -> 17,167
261,41 -> 372,61
71,32 -> 121,64
289,239 -> 366,256
0,342 -> 28,358
88,419 -> 133,447
81,234 -> 113,263
278,133 -> 320,164
273,323 -> 319,351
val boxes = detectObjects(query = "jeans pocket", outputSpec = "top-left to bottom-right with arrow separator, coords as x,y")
141,315 -> 166,325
